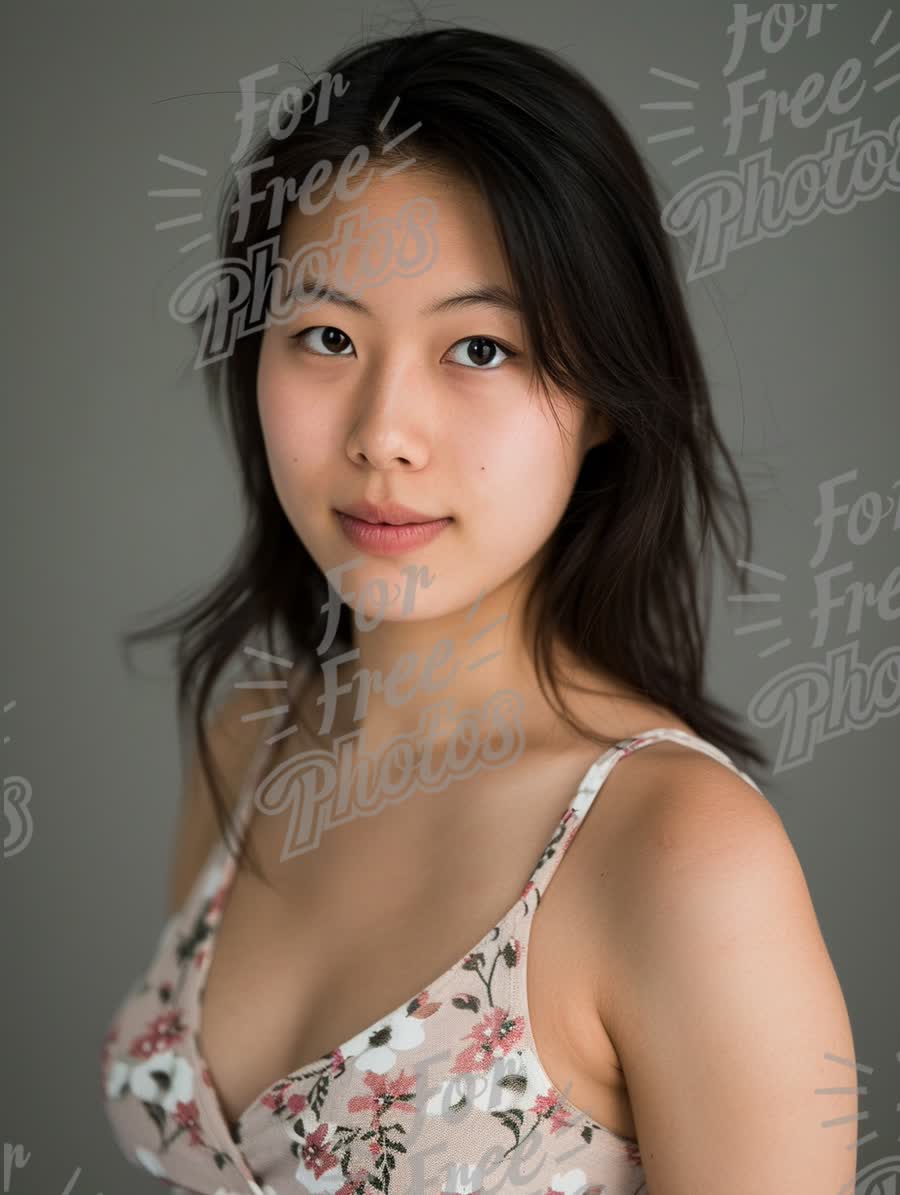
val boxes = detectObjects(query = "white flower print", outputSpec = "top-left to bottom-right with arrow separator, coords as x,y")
291,1168 -> 348,1194
441,1176 -> 481,1195
549,1168 -> 602,1195
128,1049 -> 194,1112
341,1007 -> 426,1074
105,1058 -> 130,1100
135,1145 -> 167,1176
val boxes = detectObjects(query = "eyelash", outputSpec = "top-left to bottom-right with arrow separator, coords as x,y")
288,326 -> 520,371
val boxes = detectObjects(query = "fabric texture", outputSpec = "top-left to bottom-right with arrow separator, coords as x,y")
100,723 -> 763,1195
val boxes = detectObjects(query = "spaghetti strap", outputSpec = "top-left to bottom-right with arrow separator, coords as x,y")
518,726 -> 764,911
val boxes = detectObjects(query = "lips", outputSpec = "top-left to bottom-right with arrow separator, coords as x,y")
336,499 -> 449,526
335,510 -> 453,557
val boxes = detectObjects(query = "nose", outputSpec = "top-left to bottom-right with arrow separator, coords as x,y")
344,354 -> 431,470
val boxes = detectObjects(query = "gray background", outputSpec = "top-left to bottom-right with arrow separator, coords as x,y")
2,0 -> 898,1190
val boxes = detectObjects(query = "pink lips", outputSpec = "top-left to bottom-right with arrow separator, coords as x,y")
338,499 -> 445,525
335,511 -> 453,556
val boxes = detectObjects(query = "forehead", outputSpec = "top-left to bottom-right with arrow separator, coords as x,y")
276,165 -> 510,286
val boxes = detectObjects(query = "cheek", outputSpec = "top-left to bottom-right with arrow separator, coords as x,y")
464,410 -> 579,500
456,414 -> 581,551
258,351 -> 299,440
257,349 -> 334,486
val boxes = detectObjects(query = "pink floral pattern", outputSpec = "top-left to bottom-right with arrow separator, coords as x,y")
100,727 -> 761,1193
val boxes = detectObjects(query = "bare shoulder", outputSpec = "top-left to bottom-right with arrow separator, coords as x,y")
590,745 -> 857,1185
167,678 -> 278,917
613,738 -> 780,860
593,739 -> 790,950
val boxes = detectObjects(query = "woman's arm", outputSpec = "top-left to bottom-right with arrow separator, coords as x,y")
596,756 -> 858,1192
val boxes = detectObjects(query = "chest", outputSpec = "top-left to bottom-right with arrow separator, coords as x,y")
197,744 -> 635,1137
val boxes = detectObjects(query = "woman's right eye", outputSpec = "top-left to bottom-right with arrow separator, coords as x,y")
290,326 -> 355,357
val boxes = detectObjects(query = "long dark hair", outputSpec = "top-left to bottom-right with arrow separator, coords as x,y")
123,22 -> 772,883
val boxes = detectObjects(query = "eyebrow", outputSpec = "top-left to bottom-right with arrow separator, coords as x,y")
289,276 -> 523,318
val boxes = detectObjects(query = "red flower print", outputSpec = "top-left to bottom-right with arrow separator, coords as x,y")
530,1090 -> 573,1134
206,883 -> 228,924
173,1099 -> 204,1146
626,1141 -> 642,1165
296,1122 -> 341,1181
549,1106 -> 574,1133
331,1047 -> 346,1075
202,1067 -> 213,1087
531,1093 -> 558,1118
519,880 -> 535,902
262,1088 -> 286,1111
450,1007 -> 525,1074
346,1069 -> 417,1127
129,1009 -> 185,1058
259,1081 -> 306,1116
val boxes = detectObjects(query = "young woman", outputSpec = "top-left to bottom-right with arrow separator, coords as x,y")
100,23 -> 857,1195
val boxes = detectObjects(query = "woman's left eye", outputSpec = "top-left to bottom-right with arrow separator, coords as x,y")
446,336 -> 517,370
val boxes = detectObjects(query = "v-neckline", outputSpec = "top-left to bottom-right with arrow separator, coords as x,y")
185,728 -> 657,1160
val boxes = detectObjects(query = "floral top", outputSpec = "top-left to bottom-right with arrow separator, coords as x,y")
100,725 -> 763,1195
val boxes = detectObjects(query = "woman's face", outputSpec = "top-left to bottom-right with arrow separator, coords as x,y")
257,165 -> 609,625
